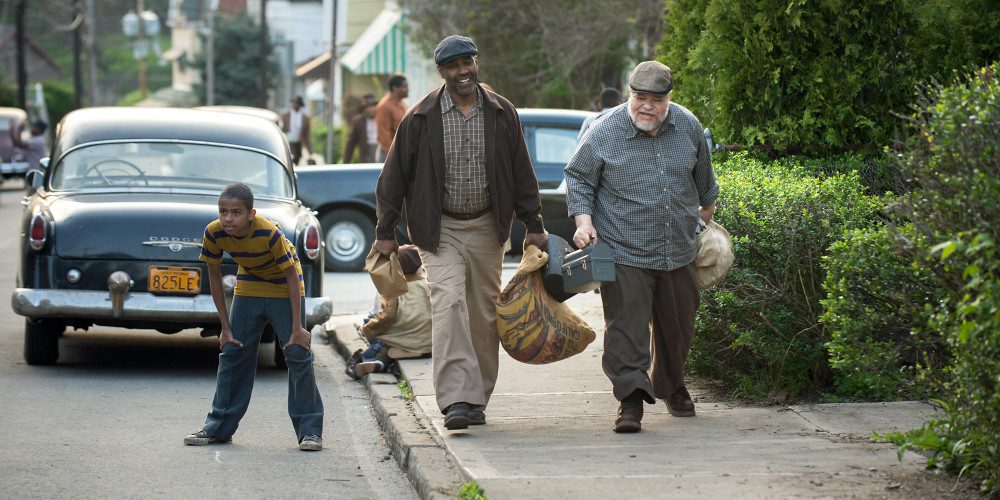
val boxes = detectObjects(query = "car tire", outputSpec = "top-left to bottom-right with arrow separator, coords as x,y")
24,319 -> 64,365
320,209 -> 375,272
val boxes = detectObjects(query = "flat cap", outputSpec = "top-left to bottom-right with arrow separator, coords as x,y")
434,35 -> 478,65
628,61 -> 673,95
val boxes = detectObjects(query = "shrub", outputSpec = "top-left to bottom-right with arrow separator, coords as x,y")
685,0 -> 918,153
777,154 -> 906,197
659,0 -> 1000,154
820,224 -> 947,401
309,121 -> 346,164
691,154 -> 884,399
885,63 -> 1000,496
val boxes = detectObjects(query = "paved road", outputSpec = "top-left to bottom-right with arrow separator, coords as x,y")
0,181 -> 416,499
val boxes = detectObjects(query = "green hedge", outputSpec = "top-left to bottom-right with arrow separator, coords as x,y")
691,153 -> 883,399
659,0 -> 1000,154
820,224 -> 947,401
880,63 -> 1000,496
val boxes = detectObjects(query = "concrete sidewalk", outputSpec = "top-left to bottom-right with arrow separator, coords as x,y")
326,289 -> 974,499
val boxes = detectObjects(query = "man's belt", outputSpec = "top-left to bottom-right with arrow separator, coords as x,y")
442,208 -> 491,220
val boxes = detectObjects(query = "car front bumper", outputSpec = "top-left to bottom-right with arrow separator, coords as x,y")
10,289 -> 334,329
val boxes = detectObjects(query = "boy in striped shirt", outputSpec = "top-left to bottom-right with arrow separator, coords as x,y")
184,183 -> 324,451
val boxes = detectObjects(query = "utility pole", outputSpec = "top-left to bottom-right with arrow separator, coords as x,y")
259,0 -> 269,109
15,0 -> 27,110
73,0 -> 84,109
205,0 -> 216,105
85,0 -> 98,105
325,0 -> 338,163
137,0 -> 147,100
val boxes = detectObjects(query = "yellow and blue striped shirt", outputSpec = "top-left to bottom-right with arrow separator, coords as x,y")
200,217 -> 305,298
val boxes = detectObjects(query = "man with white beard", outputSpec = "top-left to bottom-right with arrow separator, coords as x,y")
565,60 -> 719,433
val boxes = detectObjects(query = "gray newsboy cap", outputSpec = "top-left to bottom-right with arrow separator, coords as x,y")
628,61 -> 673,95
434,35 -> 478,65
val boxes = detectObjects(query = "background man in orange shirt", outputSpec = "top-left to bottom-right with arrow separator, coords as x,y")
374,75 -> 409,161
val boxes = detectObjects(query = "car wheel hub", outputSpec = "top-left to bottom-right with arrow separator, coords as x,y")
327,222 -> 365,262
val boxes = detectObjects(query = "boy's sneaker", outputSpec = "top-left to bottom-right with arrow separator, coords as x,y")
299,435 -> 323,451
183,430 -> 229,446
354,360 -> 385,377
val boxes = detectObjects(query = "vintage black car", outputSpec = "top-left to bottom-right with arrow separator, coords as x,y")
296,107 -> 595,271
12,107 -> 332,365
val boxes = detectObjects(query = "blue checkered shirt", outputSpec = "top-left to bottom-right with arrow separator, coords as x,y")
565,102 -> 719,271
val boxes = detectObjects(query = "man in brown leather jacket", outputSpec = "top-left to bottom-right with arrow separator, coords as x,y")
373,35 -> 547,430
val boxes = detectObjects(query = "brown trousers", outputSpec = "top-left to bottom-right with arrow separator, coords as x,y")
600,263 -> 699,403
418,213 -> 505,413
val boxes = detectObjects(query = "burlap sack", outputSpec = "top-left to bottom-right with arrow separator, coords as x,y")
495,246 -> 596,364
695,220 -> 735,290
364,246 -> 408,300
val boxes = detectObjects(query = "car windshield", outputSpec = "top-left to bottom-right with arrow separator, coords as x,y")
49,142 -> 292,197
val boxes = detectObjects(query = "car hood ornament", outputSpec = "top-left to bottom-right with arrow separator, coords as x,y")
142,237 -> 202,252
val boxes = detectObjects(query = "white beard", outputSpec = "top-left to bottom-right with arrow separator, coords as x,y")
628,101 -> 669,132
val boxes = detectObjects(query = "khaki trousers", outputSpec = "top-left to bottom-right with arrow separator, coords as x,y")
418,212 -> 504,413
600,263 -> 699,403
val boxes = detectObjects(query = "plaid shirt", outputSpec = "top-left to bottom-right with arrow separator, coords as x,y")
440,89 -> 490,214
565,102 -> 719,271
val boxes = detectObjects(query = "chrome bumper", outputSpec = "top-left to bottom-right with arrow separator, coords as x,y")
10,289 -> 333,328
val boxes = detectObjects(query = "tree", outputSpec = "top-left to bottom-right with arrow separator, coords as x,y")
659,0 -> 1000,154
401,0 -> 663,109
185,12 -> 279,107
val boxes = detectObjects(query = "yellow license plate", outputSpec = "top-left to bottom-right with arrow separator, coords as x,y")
148,266 -> 201,295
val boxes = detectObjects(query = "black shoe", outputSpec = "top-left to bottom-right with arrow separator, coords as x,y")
614,392 -> 644,433
470,409 -> 486,425
444,402 -> 471,430
183,430 -> 230,446
666,386 -> 696,417
344,349 -> 363,381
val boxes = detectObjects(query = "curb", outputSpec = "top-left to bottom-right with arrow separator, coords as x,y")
324,320 -> 465,500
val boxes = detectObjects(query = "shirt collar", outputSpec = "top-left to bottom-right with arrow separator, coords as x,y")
440,86 -> 482,114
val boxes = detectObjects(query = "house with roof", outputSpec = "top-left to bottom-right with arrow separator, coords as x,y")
159,0 -> 435,126
291,0 -> 437,126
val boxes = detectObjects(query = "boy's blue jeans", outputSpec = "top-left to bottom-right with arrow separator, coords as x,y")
201,296 -> 324,442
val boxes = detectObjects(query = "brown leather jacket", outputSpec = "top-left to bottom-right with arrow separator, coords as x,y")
375,84 -> 544,251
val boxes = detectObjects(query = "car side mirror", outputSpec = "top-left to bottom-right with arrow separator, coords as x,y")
25,169 -> 44,189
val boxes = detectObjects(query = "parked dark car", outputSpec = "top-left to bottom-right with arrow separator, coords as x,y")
12,107 -> 332,365
296,107 -> 595,272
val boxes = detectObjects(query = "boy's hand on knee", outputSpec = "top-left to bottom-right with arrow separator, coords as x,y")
219,330 -> 244,349
284,326 -> 312,351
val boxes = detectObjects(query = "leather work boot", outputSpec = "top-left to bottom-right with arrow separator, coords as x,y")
444,402 -> 471,430
470,409 -> 486,425
667,386 -> 696,417
614,393 -> 644,433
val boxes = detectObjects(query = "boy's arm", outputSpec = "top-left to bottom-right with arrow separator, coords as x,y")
281,265 -> 311,350
207,262 -> 242,348
360,296 -> 399,340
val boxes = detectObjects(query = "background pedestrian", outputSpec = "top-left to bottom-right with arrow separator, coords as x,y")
374,75 -> 409,161
344,94 -> 379,163
281,96 -> 312,166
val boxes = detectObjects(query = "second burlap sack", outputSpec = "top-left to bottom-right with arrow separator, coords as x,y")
495,245 -> 596,364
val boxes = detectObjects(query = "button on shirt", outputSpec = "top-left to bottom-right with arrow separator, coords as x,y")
440,88 -> 490,215
565,102 -> 719,271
